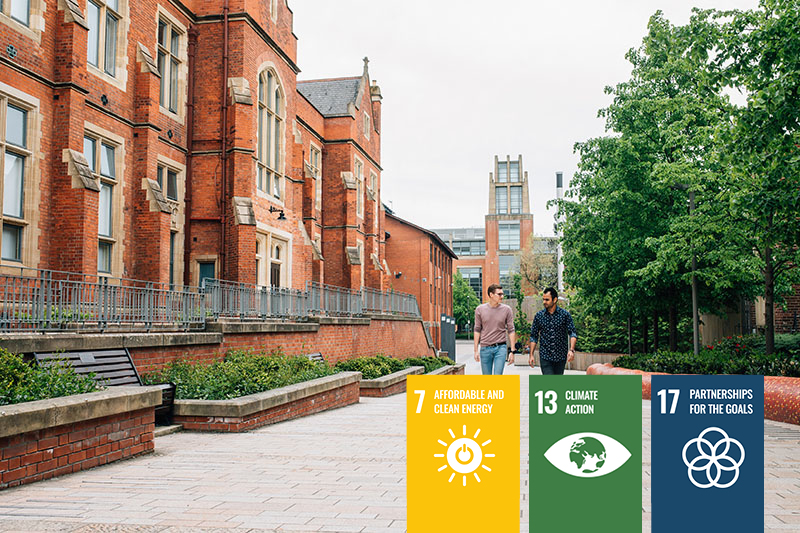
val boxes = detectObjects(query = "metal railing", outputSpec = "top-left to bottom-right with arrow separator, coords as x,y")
361,287 -> 420,317
306,281 -> 363,317
203,278 -> 308,320
0,266 -> 422,332
0,267 -> 204,332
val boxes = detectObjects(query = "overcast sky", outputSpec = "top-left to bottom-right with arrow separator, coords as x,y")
290,0 -> 759,236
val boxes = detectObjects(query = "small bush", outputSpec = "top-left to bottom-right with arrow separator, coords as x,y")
612,338 -> 800,378
141,348 -> 336,400
0,349 -> 99,406
334,355 -> 453,379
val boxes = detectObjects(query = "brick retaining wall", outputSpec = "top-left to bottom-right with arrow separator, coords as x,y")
0,388 -> 160,490
587,364 -> 800,425
172,373 -> 361,432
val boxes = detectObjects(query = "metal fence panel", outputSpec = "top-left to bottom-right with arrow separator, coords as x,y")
0,268 -> 204,332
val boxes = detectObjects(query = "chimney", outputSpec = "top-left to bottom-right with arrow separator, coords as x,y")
370,80 -> 382,132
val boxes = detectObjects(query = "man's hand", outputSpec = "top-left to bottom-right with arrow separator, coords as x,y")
474,350 -> 480,362
567,349 -> 575,363
506,350 -> 514,365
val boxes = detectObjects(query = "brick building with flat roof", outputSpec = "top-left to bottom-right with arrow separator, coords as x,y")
0,0 -> 388,292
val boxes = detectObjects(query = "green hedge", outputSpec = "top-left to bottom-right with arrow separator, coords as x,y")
0,349 -> 99,406
141,349 -> 336,400
333,355 -> 453,380
612,334 -> 800,377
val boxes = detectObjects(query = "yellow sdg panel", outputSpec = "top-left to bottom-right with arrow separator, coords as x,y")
407,375 -> 520,532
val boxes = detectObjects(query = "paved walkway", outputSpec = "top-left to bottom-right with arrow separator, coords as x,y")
0,340 -> 798,532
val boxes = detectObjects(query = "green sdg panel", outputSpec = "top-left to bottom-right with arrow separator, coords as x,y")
529,375 -> 642,532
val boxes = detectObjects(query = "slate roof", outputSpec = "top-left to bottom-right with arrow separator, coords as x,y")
297,78 -> 361,116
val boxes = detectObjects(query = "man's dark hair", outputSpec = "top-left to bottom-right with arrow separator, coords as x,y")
488,283 -> 503,296
543,287 -> 558,299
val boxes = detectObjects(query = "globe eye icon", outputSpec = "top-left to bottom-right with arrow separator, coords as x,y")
544,432 -> 631,478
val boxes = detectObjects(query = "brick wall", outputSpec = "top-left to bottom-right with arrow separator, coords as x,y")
129,317 -> 435,373
175,380 -> 359,432
0,407 -> 154,490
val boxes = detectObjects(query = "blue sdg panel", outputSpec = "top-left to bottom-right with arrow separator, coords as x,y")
651,375 -> 764,532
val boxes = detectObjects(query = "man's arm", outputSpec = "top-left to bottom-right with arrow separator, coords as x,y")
507,331 -> 516,364
566,311 -> 578,362
473,307 -> 482,362
529,314 -> 539,367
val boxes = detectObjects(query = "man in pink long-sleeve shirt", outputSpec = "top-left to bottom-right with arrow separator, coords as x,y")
473,283 -> 516,375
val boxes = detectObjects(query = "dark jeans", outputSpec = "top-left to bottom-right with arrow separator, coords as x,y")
540,359 -> 567,375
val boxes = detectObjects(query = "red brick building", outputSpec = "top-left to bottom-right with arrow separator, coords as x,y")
384,211 -> 455,350
0,0 -> 388,291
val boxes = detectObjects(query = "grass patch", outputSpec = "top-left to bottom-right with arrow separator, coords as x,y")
141,349 -> 336,400
334,355 -> 453,380
0,349 -> 99,406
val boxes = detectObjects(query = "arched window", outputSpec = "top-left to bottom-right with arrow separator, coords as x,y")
257,70 -> 283,199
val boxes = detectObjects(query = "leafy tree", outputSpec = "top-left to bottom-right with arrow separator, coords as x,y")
708,0 -> 800,353
517,235 -> 558,294
452,271 -> 479,331
510,273 -> 530,347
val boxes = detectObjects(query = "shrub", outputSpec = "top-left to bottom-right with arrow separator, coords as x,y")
0,349 -> 99,406
334,355 -> 453,379
612,341 -> 800,378
141,348 -> 336,400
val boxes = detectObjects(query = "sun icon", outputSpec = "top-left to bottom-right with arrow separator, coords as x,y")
434,425 -> 495,486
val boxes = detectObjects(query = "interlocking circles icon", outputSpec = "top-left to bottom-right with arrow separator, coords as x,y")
682,427 -> 745,489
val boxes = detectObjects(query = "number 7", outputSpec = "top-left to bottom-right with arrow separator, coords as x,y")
414,390 -> 425,413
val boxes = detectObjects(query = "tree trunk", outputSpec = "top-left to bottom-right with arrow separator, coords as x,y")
668,304 -> 678,351
642,315 -> 649,354
765,248 -> 775,355
627,316 -> 633,356
653,310 -> 660,351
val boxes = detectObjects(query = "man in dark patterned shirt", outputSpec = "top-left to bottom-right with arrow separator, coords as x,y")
529,287 -> 577,375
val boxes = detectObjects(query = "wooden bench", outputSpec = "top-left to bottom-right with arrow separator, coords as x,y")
34,349 -> 176,425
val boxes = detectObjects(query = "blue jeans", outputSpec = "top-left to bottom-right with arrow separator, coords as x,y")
480,344 -> 507,375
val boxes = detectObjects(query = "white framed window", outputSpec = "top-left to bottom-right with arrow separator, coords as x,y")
87,0 -> 120,77
256,231 -> 288,287
495,186 -> 508,213
84,133 -> 118,273
509,160 -> 520,181
309,144 -> 321,211
363,112 -> 370,140
1,102 -> 30,262
157,164 -> 178,201
270,239 -> 285,287
510,185 -> 522,214
498,222 -> 520,251
354,158 -> 363,217
370,170 -> 378,230
1,0 -> 28,25
255,234 -> 267,286
497,161 -> 508,183
157,18 -> 182,113
257,70 -> 284,199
